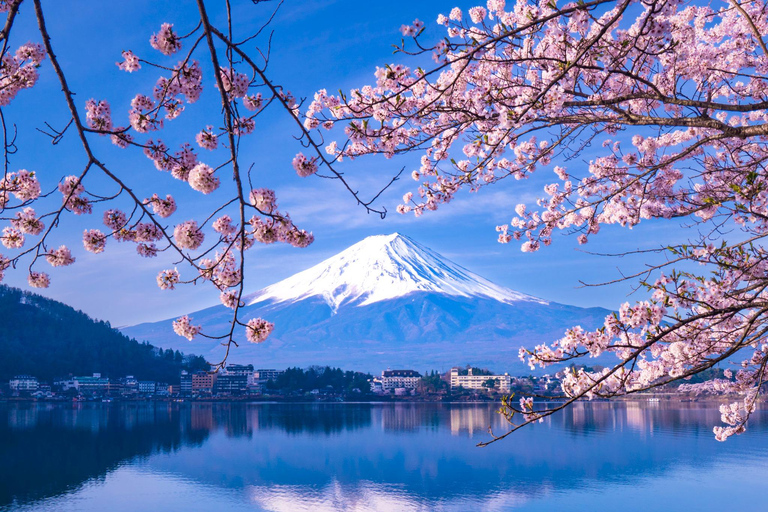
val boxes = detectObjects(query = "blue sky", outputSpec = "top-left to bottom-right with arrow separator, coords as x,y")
1,0 -> 691,326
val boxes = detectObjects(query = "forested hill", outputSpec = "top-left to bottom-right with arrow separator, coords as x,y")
0,285 -> 208,383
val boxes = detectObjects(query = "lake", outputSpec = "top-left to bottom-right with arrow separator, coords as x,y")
1,401 -> 766,511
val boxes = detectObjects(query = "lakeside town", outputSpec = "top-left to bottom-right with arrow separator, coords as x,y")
4,363 -> 723,403
4,365 -> 568,402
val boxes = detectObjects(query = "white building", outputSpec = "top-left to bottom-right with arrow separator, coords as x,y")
254,369 -> 283,384
138,381 -> 156,394
9,375 -> 39,392
73,373 -> 110,394
378,370 -> 421,392
449,367 -> 512,393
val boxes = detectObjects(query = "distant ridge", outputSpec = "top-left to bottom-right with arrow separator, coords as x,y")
123,233 -> 610,372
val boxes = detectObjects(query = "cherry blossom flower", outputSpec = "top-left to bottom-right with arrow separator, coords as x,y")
27,271 -> 49,288
291,153 -> 318,177
116,50 -> 141,72
188,163 -> 220,194
249,188 -> 276,212
146,193 -> 176,218
233,117 -> 255,135
243,93 -> 263,111
157,268 -> 180,290
11,208 -> 44,235
173,220 -> 203,250
150,23 -> 181,55
1,227 -> 24,249
195,126 -> 218,150
220,289 -> 241,309
82,229 -> 106,254
137,243 -> 158,258
85,99 -> 113,131
245,317 -> 273,343
217,67 -> 249,100
0,253 -> 9,282
172,315 -> 201,340
103,209 -> 127,231
213,215 -> 236,236
45,245 -> 75,267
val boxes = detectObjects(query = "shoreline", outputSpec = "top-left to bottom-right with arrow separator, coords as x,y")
0,394 -> 747,405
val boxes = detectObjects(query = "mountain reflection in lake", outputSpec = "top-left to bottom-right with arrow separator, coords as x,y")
1,401 -> 766,511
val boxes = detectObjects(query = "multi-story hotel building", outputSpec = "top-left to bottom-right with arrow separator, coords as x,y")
191,371 -> 217,394
9,375 -> 39,392
378,369 -> 421,392
449,367 -> 512,393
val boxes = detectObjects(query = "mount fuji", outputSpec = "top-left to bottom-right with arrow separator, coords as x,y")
122,233 -> 610,372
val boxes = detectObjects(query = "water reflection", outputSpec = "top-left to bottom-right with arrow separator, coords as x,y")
1,401 -> 767,511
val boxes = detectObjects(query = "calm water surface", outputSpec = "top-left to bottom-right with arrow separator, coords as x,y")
1,401 -> 766,511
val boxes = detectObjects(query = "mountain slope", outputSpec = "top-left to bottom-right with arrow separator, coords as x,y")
0,285 -> 209,382
123,234 -> 611,372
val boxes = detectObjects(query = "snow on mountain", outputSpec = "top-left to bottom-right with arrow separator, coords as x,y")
244,233 -> 546,312
122,233 -> 610,372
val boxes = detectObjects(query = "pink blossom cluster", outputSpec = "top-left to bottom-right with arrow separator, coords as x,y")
170,144 -> 198,182
134,222 -> 163,243
1,169 -> 41,208
150,23 -> 182,56
249,214 -> 313,248
291,153 -> 318,177
117,50 -> 141,73
195,126 -> 218,150
85,99 -> 113,132
82,229 -> 106,254
153,60 -> 203,115
140,140 -> 199,183
11,207 -> 44,235
0,42 -> 45,106
1,227 -> 23,249
58,176 -> 91,215
217,67 -> 250,101
104,211 -> 159,254
199,250 -> 241,291
27,271 -> 49,288
45,245 -> 75,267
0,0 -> 19,13
172,315 -> 201,341
399,19 -> 424,37
157,268 -> 180,290
245,318 -> 273,344
212,215 -> 236,236
220,289 -> 241,310
173,220 -> 204,250
103,209 -> 128,231
129,94 -> 162,133
243,93 -> 263,111
0,253 -> 9,282
233,117 -> 255,136
146,193 -> 176,218
188,163 -> 220,194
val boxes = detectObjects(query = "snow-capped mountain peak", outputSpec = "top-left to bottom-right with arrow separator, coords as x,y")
244,233 -> 547,311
